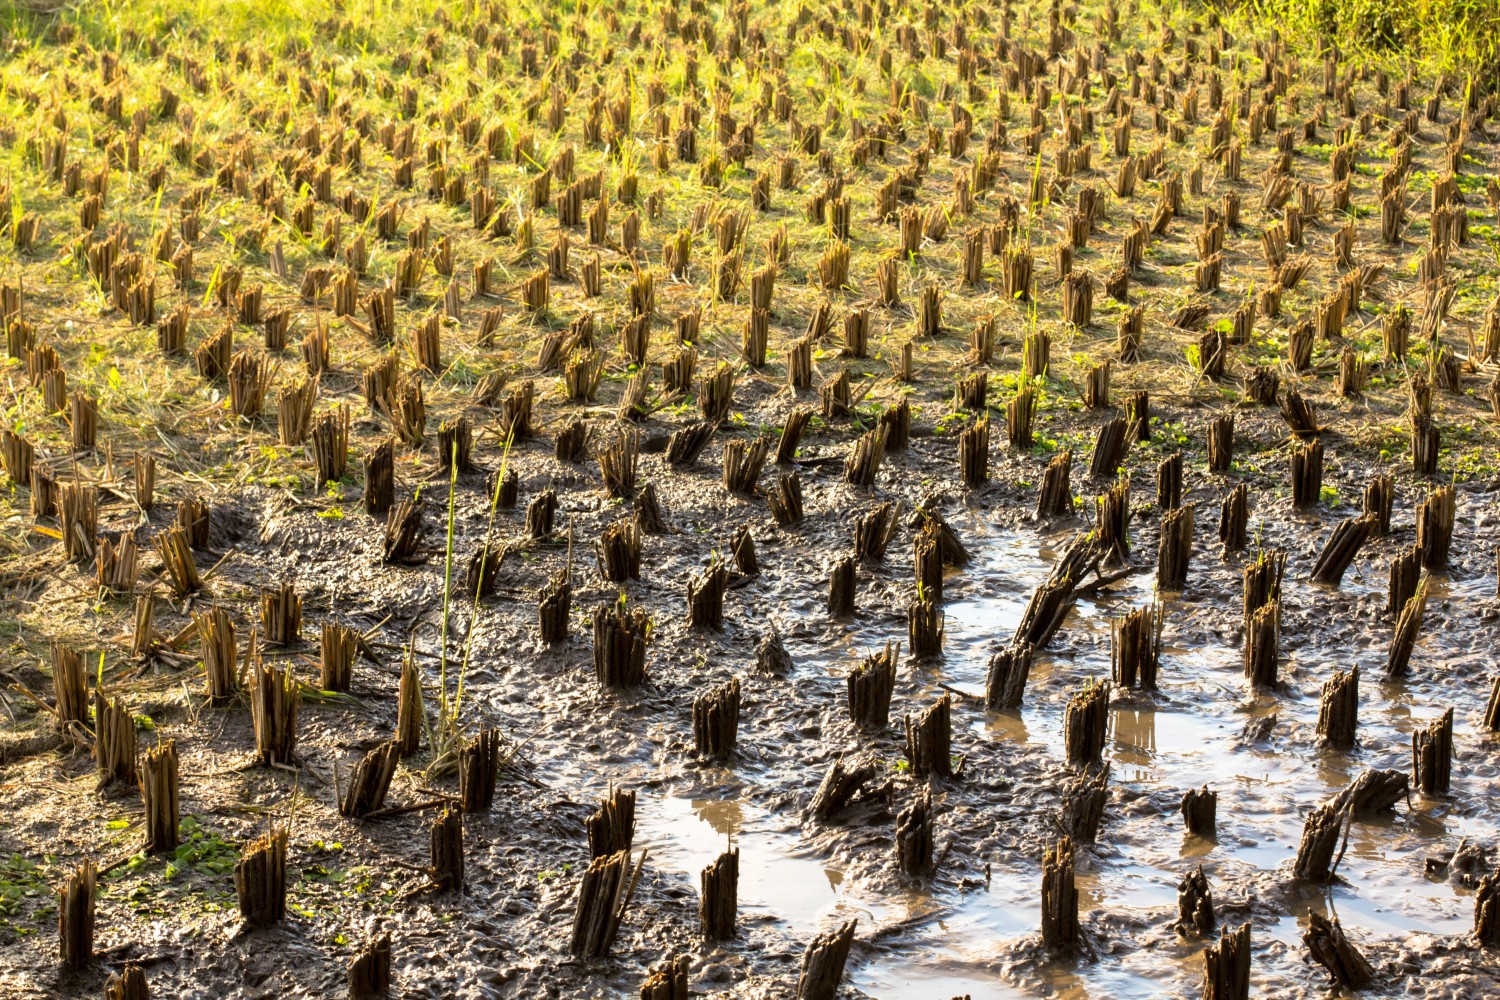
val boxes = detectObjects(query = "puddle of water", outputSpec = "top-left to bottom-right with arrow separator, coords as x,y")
945,592 -> 1033,649
1423,573 -> 1496,603
1108,707 -> 1237,784
784,523 -> 1493,997
1267,870 -> 1469,955
847,870 -> 1154,1000
1077,863 -> 1181,913
851,958 -> 1031,1000
1044,965 -> 1182,1000
846,884 -> 1035,997
942,529 -> 1057,654
1320,815 -> 1475,936
634,792 -> 888,935
859,964 -> 1176,1000
849,858 -> 1186,997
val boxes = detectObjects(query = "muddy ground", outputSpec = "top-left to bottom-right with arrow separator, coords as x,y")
1,0 -> 1500,997
4,390 -> 1500,998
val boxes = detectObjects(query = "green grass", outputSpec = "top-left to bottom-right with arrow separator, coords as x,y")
1255,0 -> 1500,77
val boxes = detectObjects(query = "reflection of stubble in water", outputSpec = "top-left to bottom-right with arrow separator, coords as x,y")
823,514 -> 1488,998
635,790 -> 868,936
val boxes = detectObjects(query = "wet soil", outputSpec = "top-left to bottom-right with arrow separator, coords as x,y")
2,1 -> 1500,996
4,402 -> 1500,999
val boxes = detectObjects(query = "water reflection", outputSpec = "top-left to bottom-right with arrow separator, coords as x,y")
851,960 -> 1031,1000
785,522 -> 1494,997
635,792 -> 863,935
689,796 -> 743,840
982,707 -> 1033,746
1076,865 -> 1180,913
1112,707 -> 1157,756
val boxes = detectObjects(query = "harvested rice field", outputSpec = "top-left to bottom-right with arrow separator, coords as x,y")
1,0 -> 1500,996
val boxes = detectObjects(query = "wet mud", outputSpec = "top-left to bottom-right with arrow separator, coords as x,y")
4,400 -> 1500,998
